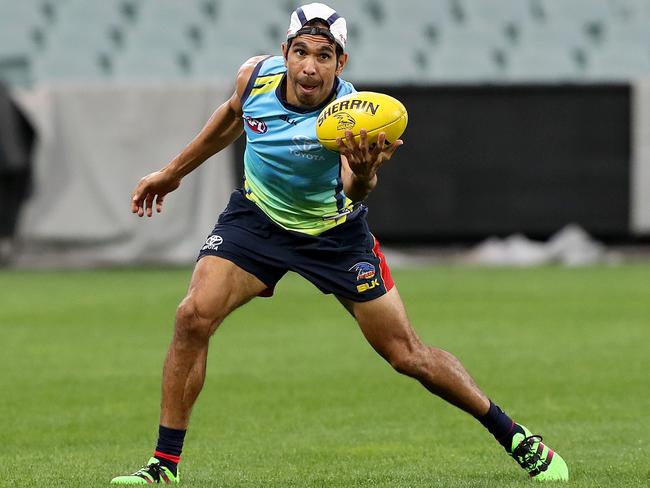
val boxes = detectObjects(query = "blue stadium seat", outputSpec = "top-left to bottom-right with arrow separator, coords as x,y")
124,23 -> 197,53
586,43 -> 650,80
32,48 -> 109,81
136,0 -> 204,26
505,45 -> 586,81
192,43 -> 266,82
0,26 -> 41,58
516,21 -> 588,49
427,45 -> 505,82
534,0 -> 610,25
381,0 -> 453,28
344,42 -> 426,85
602,18 -> 650,47
455,0 -> 534,25
111,47 -> 190,79
0,0 -> 47,27
439,23 -> 507,50
43,23 -> 118,54
3,0 -> 650,84
606,0 -> 648,23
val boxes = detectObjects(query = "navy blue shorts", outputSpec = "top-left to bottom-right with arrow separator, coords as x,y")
197,190 -> 394,302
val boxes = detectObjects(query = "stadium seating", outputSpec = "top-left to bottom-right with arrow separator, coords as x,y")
1,0 -> 650,86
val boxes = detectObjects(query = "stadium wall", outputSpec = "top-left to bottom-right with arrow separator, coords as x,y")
3,81 -> 650,267
359,84 -> 633,242
9,82 -> 235,266
632,80 -> 650,234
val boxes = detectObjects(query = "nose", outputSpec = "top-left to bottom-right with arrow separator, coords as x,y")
302,55 -> 317,75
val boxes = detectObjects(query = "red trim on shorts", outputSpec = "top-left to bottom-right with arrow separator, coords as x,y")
258,288 -> 274,297
372,237 -> 394,292
154,451 -> 180,464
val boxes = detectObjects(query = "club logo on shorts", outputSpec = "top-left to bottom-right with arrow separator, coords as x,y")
201,235 -> 223,251
349,261 -> 376,281
334,112 -> 356,130
245,116 -> 267,134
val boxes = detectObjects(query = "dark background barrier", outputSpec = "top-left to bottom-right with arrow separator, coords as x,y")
362,84 -> 630,242
0,82 -> 34,240
237,84 -> 631,242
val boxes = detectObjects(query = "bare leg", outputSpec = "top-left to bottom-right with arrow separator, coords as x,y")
338,287 -> 490,417
160,256 -> 267,429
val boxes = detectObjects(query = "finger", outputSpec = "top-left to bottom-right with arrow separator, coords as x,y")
155,194 -> 165,213
358,129 -> 369,154
131,186 -> 143,213
345,130 -> 359,151
383,139 -> 404,159
373,132 -> 386,155
336,137 -> 351,156
132,191 -> 145,217
144,193 -> 155,217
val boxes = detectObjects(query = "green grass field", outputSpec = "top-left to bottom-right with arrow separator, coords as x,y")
1,265 -> 648,487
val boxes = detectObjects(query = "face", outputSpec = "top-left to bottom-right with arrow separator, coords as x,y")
282,34 -> 347,108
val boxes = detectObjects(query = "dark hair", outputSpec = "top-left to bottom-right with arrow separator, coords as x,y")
286,18 -> 344,59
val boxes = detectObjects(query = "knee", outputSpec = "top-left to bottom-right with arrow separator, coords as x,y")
388,341 -> 431,378
174,297 -> 222,343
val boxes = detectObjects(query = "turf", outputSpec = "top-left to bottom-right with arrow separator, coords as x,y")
1,265 -> 648,487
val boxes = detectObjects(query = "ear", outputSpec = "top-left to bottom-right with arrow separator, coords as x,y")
281,42 -> 289,64
335,52 -> 348,76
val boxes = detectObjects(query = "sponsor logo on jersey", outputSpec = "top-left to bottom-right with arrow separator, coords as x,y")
290,135 -> 325,160
279,114 -> 297,126
201,235 -> 223,251
245,116 -> 267,134
334,112 -> 356,130
349,261 -> 376,281
317,99 -> 379,127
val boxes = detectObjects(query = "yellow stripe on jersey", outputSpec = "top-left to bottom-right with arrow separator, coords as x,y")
249,73 -> 283,98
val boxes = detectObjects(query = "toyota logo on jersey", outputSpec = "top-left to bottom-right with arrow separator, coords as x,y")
245,116 -> 267,134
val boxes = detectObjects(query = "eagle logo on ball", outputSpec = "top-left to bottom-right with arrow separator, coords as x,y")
334,112 -> 356,130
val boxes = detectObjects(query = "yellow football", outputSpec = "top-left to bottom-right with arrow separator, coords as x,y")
316,91 -> 408,151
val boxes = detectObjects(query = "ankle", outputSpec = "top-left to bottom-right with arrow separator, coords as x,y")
476,401 -> 523,451
154,425 -> 186,476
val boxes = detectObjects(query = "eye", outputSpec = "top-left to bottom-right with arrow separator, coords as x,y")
319,53 -> 331,60
295,48 -> 306,56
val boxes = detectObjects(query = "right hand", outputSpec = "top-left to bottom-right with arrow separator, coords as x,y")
131,170 -> 181,217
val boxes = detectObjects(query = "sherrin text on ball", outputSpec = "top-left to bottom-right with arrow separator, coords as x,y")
316,91 -> 408,151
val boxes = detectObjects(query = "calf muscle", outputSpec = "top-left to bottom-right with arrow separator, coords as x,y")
339,288 -> 490,417
160,256 -> 267,429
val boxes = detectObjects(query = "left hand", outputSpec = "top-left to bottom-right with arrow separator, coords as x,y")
336,129 -> 403,181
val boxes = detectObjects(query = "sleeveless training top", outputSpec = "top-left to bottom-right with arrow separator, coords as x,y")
240,55 -> 356,235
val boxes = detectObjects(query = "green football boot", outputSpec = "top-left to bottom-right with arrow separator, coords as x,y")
110,457 -> 179,484
510,426 -> 569,481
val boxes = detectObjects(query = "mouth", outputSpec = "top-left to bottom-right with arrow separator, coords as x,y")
298,82 -> 319,95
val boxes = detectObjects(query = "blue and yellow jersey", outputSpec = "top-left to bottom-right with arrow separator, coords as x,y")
240,55 -> 356,235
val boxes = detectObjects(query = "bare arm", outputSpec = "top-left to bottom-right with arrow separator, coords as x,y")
131,56 -> 267,217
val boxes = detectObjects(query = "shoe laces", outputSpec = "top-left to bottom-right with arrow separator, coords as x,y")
132,461 -> 163,483
511,434 -> 550,476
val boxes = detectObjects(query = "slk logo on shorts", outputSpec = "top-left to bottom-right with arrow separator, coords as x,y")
245,116 -> 267,134
349,261 -> 376,281
201,235 -> 223,251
